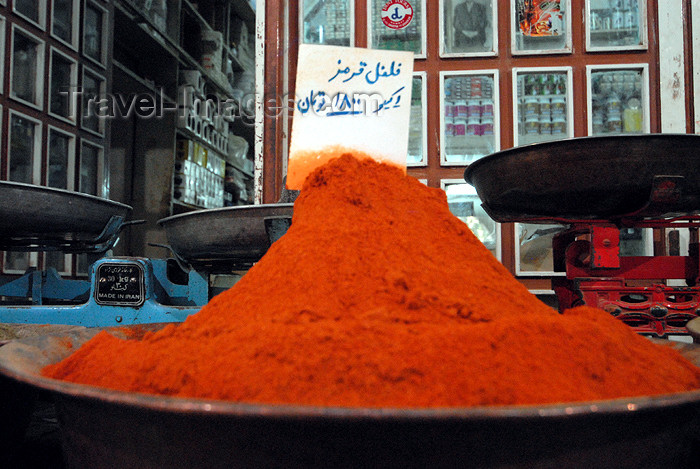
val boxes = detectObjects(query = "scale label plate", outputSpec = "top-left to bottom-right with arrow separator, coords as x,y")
95,262 -> 145,307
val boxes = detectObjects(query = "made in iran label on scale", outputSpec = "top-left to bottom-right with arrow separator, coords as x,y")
95,262 -> 146,306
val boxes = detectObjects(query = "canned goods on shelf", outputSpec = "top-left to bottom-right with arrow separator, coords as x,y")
539,117 -> 552,135
455,100 -> 468,118
551,96 -> 566,116
524,96 -> 540,117
606,114 -> 622,133
524,116 -> 539,135
552,117 -> 566,135
480,117 -> 494,136
481,99 -> 494,117
467,117 -> 480,136
467,99 -> 481,117
445,117 -> 455,136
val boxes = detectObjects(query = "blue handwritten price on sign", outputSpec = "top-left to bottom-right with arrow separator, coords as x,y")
288,44 -> 414,189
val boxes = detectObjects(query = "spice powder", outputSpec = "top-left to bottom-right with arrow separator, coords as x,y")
43,153 -> 700,407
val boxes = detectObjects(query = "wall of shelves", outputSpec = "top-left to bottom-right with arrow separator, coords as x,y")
110,0 -> 259,259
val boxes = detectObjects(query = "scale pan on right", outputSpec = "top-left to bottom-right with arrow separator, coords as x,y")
464,134 -> 700,223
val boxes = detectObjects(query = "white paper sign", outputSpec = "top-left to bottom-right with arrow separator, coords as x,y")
287,44 -> 414,189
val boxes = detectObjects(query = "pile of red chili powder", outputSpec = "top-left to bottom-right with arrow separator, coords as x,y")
43,154 -> 700,407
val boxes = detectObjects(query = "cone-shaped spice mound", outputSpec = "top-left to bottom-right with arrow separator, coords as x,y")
43,154 -> 700,407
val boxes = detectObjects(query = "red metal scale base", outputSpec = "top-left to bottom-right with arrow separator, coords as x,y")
552,218 -> 700,338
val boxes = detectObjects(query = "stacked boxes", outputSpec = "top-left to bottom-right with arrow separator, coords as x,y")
177,70 -> 230,156
444,76 -> 495,137
173,138 -> 226,209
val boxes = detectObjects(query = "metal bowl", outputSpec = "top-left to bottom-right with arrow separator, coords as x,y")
157,204 -> 293,270
464,134 -> 700,223
0,326 -> 698,468
0,181 -> 132,252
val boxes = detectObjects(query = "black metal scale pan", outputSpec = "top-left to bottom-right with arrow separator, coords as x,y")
0,327 -> 698,468
464,134 -> 700,223
157,203 -> 294,272
0,181 -> 133,253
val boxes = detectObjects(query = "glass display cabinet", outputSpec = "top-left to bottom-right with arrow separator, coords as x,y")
440,70 -> 500,165
512,0 -> 571,54
13,0 -> 46,29
368,0 -> 425,57
11,25 -> 45,109
440,0 -> 497,57
407,72 -> 427,166
83,1 -> 108,66
52,0 -> 80,49
586,0 -> 647,51
442,179 -> 501,261
81,67 -> 105,135
512,67 -> 573,146
49,48 -> 78,122
301,0 -> 353,46
514,223 -> 567,276
587,64 -> 649,135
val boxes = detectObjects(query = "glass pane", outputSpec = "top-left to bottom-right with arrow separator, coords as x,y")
443,0 -> 495,55
48,131 -> 71,189
50,52 -> 74,117
76,253 -> 89,276
444,182 -> 498,257
53,0 -> 75,44
4,252 -> 30,272
370,0 -> 423,54
619,227 -> 652,256
80,144 -> 99,195
514,0 -> 569,53
407,76 -> 424,165
84,4 -> 103,62
45,251 -> 66,272
517,223 -> 566,274
590,69 -> 644,135
15,0 -> 41,24
12,31 -> 40,104
443,73 -> 497,164
301,0 -> 352,46
589,0 -> 644,49
9,114 -> 37,183
82,72 -> 102,133
515,71 -> 569,146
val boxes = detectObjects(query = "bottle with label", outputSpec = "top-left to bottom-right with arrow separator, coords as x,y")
525,115 -> 540,135
622,98 -> 643,132
524,96 -> 540,117
606,113 -> 622,133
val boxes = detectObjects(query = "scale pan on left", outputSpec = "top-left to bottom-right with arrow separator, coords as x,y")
0,181 -> 132,251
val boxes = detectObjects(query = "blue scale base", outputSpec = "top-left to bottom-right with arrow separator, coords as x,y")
0,257 -> 208,327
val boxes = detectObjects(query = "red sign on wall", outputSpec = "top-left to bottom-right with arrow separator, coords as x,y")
381,0 -> 414,30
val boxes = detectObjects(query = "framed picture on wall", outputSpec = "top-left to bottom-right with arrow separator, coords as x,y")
511,0 -> 572,55
440,0 -> 497,57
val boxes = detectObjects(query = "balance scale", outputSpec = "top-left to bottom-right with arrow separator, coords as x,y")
465,134 -> 700,338
0,181 -> 293,328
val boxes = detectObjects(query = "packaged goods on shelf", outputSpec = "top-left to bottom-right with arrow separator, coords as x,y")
201,30 -> 223,75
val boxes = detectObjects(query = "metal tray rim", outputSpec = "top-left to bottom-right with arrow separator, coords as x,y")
0,180 -> 132,211
157,203 -> 294,227
463,133 -> 700,185
1,328 -> 698,422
